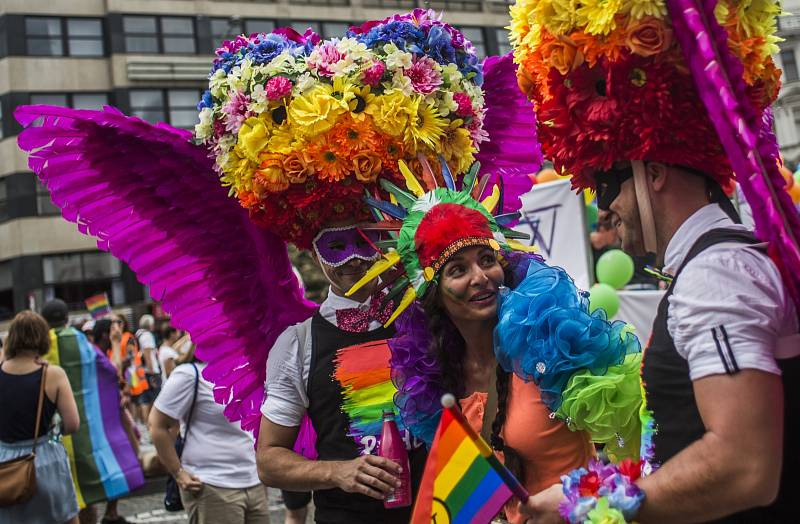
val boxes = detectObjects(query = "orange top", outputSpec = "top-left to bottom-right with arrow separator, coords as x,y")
459,375 -> 595,524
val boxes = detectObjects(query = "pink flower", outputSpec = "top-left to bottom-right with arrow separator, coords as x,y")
221,90 -> 253,133
453,92 -> 473,117
404,57 -> 442,95
468,111 -> 488,145
308,43 -> 343,77
363,61 -> 386,87
266,76 -> 293,100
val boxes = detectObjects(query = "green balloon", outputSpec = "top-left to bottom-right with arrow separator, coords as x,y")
596,249 -> 635,289
794,171 -> 800,185
589,283 -> 620,318
586,204 -> 598,232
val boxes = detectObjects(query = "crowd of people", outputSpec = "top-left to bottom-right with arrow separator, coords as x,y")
3,2 -> 799,524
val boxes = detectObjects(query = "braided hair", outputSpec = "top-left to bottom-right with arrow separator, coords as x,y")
422,264 -> 526,482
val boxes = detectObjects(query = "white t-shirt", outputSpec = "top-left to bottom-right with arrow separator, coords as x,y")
261,288 -> 384,427
154,362 -> 260,488
137,330 -> 160,374
158,344 -> 179,375
663,204 -> 799,380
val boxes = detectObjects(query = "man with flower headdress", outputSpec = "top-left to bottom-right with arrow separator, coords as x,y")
197,12 -> 499,523
510,0 -> 800,522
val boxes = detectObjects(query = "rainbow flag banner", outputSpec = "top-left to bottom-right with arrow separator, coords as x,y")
46,327 -> 144,507
412,395 -> 528,524
85,292 -> 112,319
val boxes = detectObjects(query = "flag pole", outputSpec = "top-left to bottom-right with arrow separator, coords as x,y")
440,394 -> 530,502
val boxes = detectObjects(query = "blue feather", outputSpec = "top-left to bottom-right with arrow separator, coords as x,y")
364,196 -> 408,219
438,155 -> 456,190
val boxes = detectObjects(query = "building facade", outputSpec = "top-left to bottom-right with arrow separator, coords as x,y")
0,0 -> 514,321
774,1 -> 800,166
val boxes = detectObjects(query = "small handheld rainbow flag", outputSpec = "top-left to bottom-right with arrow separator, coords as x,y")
412,394 -> 529,524
85,293 -> 112,319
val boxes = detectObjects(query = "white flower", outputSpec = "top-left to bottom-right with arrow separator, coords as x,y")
463,82 -> 485,107
385,48 -> 413,70
390,72 -> 414,96
329,57 -> 358,76
440,63 -> 463,86
194,107 -> 214,140
293,72 -> 316,95
335,37 -> 372,61
436,91 -> 458,117
249,84 -> 269,113
264,50 -> 298,76
209,69 -> 228,98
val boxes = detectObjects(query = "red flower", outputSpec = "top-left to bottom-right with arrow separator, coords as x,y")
618,459 -> 642,482
578,471 -> 600,497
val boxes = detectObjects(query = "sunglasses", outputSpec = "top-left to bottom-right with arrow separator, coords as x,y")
595,166 -> 634,210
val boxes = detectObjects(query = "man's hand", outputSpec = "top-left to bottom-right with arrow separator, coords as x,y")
518,483 -> 564,524
176,468 -> 203,494
331,455 -> 401,500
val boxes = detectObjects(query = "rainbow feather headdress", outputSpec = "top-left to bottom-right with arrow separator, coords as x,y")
196,10 -> 488,248
346,157 -> 534,325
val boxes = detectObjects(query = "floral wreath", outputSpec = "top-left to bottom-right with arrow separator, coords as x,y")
509,0 -> 782,189
196,9 -> 488,247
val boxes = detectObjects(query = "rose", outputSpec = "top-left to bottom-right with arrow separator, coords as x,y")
282,151 -> 315,184
351,151 -> 383,182
626,17 -> 673,57
543,35 -> 584,75
256,152 -> 290,192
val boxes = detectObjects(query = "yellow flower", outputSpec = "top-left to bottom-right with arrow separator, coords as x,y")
621,0 -> 667,20
256,152 -> 290,192
268,123 -> 298,155
533,0 -> 579,35
288,84 -> 347,138
404,100 -> 447,150
237,115 -> 274,163
222,148 -> 258,195
365,90 -> 417,138
438,120 -> 475,174
576,0 -> 624,35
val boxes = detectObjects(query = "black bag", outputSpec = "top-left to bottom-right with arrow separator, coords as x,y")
164,363 -> 199,512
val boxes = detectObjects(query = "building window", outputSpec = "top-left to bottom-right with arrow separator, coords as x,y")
0,179 -> 7,222
321,22 -> 350,38
36,179 -> 60,216
292,21 -> 321,35
25,17 -> 104,57
0,261 -> 12,320
211,17 -> 244,42
42,252 -> 124,310
29,93 -> 109,110
291,0 -> 349,5
130,89 -> 201,128
245,19 -> 276,35
781,49 -> 799,83
428,0 -> 483,12
496,27 -> 511,55
123,16 -> 195,54
362,0 -> 415,7
0,100 -> 4,140
459,27 -> 486,58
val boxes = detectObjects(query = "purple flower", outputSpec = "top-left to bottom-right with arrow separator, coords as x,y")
404,56 -> 443,95
307,42 -> 343,77
221,90 -> 252,133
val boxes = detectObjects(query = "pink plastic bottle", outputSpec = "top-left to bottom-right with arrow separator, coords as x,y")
379,410 -> 411,508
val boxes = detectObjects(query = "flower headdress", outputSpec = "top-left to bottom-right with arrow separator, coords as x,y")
345,158 -> 534,325
196,10 -> 487,247
510,0 -> 782,189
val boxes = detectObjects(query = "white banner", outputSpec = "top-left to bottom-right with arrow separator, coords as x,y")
615,290 -> 665,345
514,179 -> 593,289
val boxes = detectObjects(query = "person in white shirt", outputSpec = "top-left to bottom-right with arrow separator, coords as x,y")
135,314 -> 160,422
149,348 -> 269,524
523,161 -> 799,522
158,326 -> 181,378
256,220 -> 426,524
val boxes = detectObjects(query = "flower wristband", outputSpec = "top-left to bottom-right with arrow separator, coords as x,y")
559,459 -> 646,523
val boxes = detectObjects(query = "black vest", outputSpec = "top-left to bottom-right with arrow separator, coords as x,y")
306,313 -> 426,524
643,228 -> 799,522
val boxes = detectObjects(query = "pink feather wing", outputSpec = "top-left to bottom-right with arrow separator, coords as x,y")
667,0 -> 800,307
15,105 -> 317,436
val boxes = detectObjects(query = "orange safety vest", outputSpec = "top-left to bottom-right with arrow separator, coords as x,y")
117,332 -> 149,395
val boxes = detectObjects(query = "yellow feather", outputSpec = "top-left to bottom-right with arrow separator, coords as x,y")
383,286 -> 417,327
344,251 -> 401,297
389,193 -> 398,205
507,239 -> 538,253
398,160 -> 425,197
481,185 -> 500,213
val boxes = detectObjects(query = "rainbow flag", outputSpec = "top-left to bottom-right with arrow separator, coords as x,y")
411,396 -> 528,524
85,292 -> 112,319
46,327 -> 144,507
334,339 -> 406,440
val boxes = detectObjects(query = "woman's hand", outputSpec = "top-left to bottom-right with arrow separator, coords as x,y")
176,468 -> 203,494
331,455 -> 401,500
518,483 -> 564,524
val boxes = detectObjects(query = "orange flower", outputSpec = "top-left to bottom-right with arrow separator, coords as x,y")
625,17 -> 673,58
282,151 -> 315,184
351,151 -> 383,182
331,116 -> 381,154
256,152 -> 290,192
572,26 -> 626,67
310,140 -> 350,182
541,34 -> 584,75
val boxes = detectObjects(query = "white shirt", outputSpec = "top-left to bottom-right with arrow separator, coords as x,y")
261,287 -> 383,427
664,204 -> 799,380
137,330 -> 160,374
158,344 -> 179,375
154,362 -> 260,488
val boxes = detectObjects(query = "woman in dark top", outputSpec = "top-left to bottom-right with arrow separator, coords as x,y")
0,310 -> 80,524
